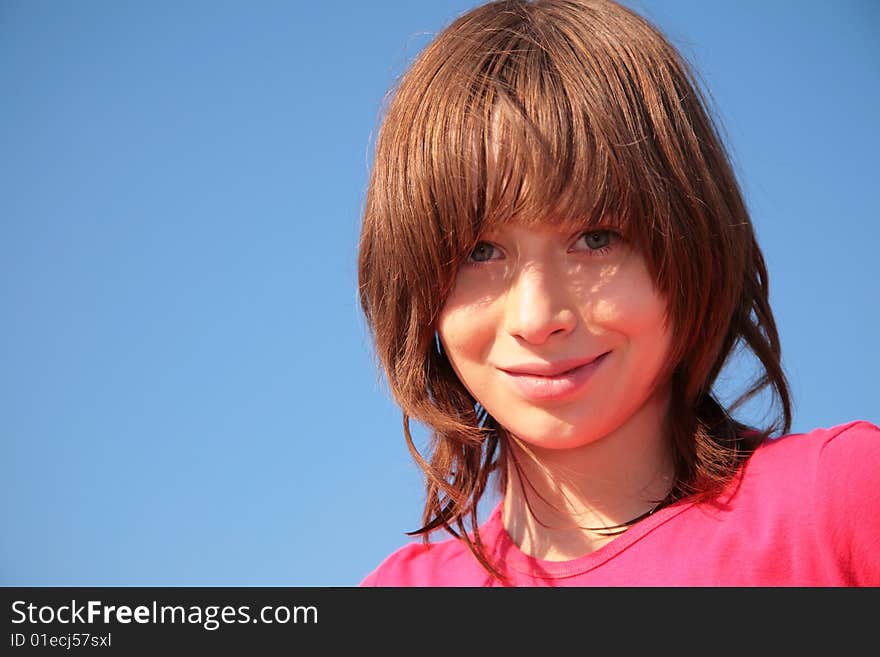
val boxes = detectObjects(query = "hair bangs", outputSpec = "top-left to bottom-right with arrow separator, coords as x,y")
479,63 -> 633,238
427,20 -> 683,266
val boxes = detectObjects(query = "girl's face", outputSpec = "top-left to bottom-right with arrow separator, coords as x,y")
437,223 -> 673,450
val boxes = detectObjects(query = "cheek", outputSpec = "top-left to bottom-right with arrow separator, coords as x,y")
437,303 -> 494,364
436,306 -> 498,404
590,281 -> 667,335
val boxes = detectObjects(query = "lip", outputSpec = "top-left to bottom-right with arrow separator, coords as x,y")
499,352 -> 610,402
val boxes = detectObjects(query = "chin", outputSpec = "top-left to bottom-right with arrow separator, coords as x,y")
502,414 -> 604,451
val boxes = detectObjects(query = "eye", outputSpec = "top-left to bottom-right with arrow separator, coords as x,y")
575,230 -> 619,253
468,241 -> 501,263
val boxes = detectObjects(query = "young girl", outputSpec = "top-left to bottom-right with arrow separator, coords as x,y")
356,0 -> 879,586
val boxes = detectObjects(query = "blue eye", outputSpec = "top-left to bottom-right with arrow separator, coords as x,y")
468,242 -> 498,263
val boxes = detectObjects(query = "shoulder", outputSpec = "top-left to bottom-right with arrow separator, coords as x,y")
743,419 -> 880,584
359,533 -> 491,587
358,540 -> 440,587
360,505 -> 507,587
809,419 -> 880,470
807,421 -> 880,537
739,419 -> 880,504
747,419 -> 879,475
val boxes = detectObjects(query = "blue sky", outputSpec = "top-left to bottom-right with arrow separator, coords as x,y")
2,0 -> 878,586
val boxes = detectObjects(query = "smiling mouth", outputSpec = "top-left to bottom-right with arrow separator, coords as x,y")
501,352 -> 610,378
499,352 -> 610,402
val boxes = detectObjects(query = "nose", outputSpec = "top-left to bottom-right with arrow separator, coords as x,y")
504,263 -> 577,345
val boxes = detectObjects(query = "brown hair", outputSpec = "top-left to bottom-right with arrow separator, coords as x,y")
358,0 -> 791,581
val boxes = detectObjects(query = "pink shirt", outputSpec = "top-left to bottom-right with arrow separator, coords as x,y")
361,420 -> 880,586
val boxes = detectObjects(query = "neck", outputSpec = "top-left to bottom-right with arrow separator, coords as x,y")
502,385 -> 673,561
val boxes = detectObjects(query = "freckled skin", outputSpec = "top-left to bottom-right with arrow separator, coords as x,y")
437,224 -> 673,451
